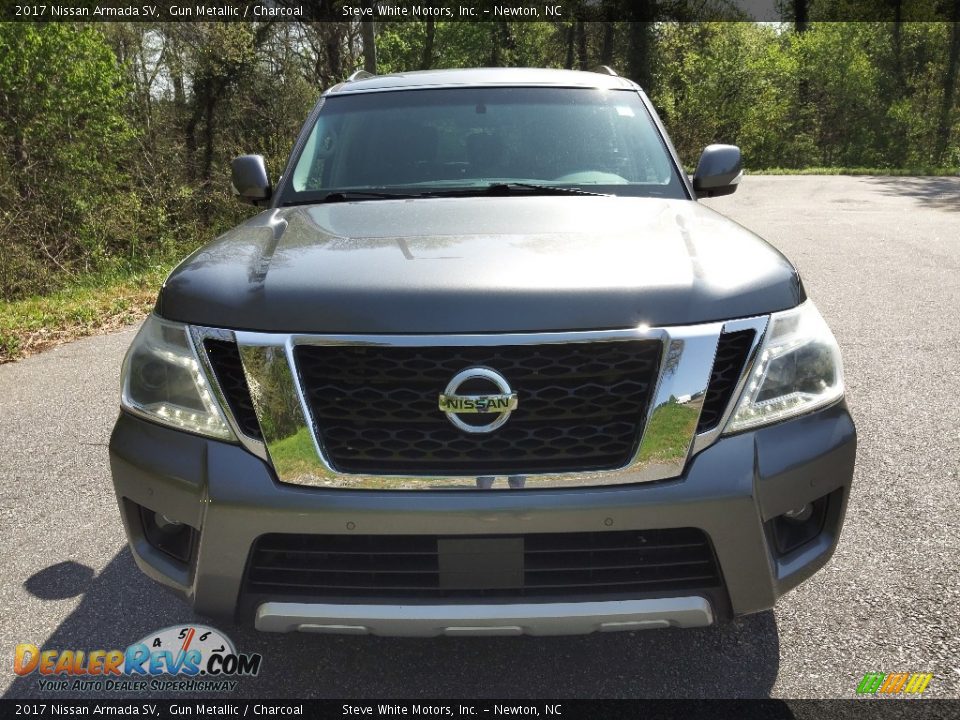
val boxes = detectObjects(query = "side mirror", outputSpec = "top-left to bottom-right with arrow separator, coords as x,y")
231,155 -> 271,204
692,144 -> 742,199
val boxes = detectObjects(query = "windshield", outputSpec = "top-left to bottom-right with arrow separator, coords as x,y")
281,87 -> 687,204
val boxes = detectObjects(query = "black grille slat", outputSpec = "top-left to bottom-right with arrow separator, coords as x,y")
254,547 -> 439,557
525,547 -> 712,569
295,341 -> 661,475
252,559 -> 439,573
522,576 -> 720,590
245,528 -> 721,599
526,560 -> 713,572
204,339 -> 263,441
696,330 -> 755,434
253,566 -> 439,575
524,536 -> 706,552
251,577 -> 441,591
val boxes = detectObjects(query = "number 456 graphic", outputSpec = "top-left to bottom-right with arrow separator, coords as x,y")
142,625 -> 235,656
128,624 -> 262,677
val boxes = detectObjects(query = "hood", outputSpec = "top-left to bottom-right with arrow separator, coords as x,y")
157,196 -> 803,333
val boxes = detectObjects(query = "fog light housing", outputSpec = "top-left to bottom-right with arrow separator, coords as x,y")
139,506 -> 197,564
154,513 -> 183,532
783,504 -> 813,523
771,495 -> 828,555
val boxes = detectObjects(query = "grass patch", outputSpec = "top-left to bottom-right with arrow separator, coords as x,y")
266,426 -> 323,480
0,265 -> 171,364
637,401 -> 700,462
752,166 -> 958,176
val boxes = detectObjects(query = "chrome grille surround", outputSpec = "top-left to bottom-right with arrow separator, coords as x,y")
190,318 -> 768,490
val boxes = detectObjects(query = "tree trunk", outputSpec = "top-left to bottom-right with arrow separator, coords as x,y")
600,23 -> 615,67
421,20 -> 435,70
625,22 -> 654,93
564,22 -> 575,69
795,0 -> 811,142
360,8 -> 377,74
202,87 -> 217,188
892,0 -> 903,86
172,72 -> 185,113
490,22 -> 514,66
326,27 -> 343,84
12,128 -> 28,198
889,0 -> 908,166
576,21 -> 588,70
934,15 -> 960,164
794,0 -> 808,34
184,77 -> 204,182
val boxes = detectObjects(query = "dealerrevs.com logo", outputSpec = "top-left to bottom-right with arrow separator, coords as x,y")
13,625 -> 262,693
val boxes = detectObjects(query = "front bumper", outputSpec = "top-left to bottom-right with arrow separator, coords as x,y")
109,401 -> 856,636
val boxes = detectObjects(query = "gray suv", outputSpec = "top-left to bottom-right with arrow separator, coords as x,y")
110,68 -> 856,636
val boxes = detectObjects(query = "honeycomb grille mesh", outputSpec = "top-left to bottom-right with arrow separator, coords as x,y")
295,341 -> 662,475
695,330 -> 755,434
203,339 -> 263,441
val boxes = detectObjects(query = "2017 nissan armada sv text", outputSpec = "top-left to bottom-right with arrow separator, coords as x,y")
110,68 -> 856,636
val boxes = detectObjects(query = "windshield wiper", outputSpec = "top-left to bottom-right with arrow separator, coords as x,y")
426,183 -> 610,198
283,190 -> 421,206
489,182 -> 610,197
318,190 -> 421,203
285,184 -> 610,206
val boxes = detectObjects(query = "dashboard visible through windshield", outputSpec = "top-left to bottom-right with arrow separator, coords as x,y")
281,86 -> 688,205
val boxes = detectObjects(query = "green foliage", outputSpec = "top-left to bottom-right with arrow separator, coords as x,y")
0,23 -> 135,298
0,19 -> 957,306
655,23 -> 797,166
796,23 -> 885,166
378,21 -> 563,72
653,22 -> 959,170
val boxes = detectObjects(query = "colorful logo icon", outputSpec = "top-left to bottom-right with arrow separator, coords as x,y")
13,624 -> 261,692
856,672 -> 932,696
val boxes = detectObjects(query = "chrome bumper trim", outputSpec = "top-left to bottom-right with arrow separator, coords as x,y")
254,596 -> 714,636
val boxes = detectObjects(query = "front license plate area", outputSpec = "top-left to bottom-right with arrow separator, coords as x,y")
437,537 -> 523,590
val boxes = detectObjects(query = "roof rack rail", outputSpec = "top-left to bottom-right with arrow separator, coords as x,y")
346,69 -> 375,82
592,65 -> 619,77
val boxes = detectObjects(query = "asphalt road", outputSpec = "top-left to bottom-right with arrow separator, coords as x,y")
1,176 -> 958,700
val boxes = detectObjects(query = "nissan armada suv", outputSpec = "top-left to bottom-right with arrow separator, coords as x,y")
109,68 -> 856,636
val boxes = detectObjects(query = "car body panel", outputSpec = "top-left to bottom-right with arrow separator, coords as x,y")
157,196 -> 802,333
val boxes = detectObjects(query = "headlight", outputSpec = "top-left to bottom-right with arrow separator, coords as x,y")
725,300 -> 844,433
121,315 -> 234,440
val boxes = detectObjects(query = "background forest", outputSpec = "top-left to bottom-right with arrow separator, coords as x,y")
0,5 -> 958,358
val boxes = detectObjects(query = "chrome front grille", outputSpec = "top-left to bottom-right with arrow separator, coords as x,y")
196,318 -> 767,490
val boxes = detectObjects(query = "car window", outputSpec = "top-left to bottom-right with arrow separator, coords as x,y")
284,87 -> 687,202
